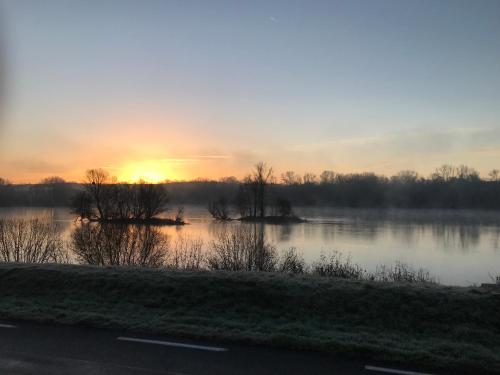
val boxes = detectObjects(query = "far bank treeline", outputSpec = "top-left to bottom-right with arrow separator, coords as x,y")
1,164 -> 500,210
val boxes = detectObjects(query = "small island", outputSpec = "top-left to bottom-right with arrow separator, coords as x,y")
208,163 -> 306,224
72,169 -> 186,225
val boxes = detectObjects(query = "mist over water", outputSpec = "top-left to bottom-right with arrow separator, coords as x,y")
1,205 -> 499,286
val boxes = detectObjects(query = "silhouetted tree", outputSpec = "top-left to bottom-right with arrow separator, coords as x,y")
71,191 -> 94,220
40,176 -> 68,206
85,168 -> 110,219
319,170 -> 336,184
235,181 -> 253,217
274,198 -> 292,217
456,165 -> 479,181
303,172 -> 318,185
40,176 -> 66,184
431,165 -> 454,181
219,176 -> 239,184
0,177 -> 11,185
174,207 -> 184,224
76,169 -> 171,222
138,183 -> 169,220
489,169 -> 500,181
281,171 -> 301,185
253,162 -> 273,218
391,170 -> 419,184
208,197 -> 230,220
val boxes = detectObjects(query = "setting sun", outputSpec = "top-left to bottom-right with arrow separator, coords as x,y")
118,160 -> 171,183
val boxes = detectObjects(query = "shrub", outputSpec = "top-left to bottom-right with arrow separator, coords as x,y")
207,225 -> 277,271
167,236 -> 205,270
278,248 -> 306,274
312,251 -> 365,279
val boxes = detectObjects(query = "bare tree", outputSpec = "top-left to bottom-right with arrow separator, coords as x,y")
391,170 -> 419,183
174,207 -> 184,224
0,177 -> 11,185
85,168 -> 110,219
219,176 -> 239,184
167,236 -> 205,270
456,165 -> 479,181
208,197 -> 230,220
319,170 -> 336,184
138,184 -> 169,220
489,169 -> 500,181
235,180 -> 253,218
71,190 -> 94,220
40,176 -> 66,184
0,218 -> 67,263
77,170 -> 171,222
273,198 -> 293,217
303,172 -> 317,184
431,165 -> 479,182
281,171 -> 302,185
431,165 -> 454,181
253,162 -> 273,218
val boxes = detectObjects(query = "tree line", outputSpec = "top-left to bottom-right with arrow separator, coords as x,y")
1,164 -> 500,209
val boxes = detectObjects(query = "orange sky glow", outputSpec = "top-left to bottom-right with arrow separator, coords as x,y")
1,1 -> 500,184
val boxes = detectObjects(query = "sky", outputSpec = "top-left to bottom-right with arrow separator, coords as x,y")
0,0 -> 499,183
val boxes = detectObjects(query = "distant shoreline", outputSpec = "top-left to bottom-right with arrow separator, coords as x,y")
3,174 -> 500,210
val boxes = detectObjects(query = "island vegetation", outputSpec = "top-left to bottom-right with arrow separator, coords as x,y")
71,168 -> 185,225
208,162 -> 305,223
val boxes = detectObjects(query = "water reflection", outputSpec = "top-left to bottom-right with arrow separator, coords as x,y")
0,217 -> 67,263
491,230 -> 500,250
71,224 -> 168,267
431,224 -> 481,252
207,224 -> 276,271
1,206 -> 500,285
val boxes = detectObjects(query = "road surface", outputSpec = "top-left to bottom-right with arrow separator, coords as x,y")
0,320 -> 438,375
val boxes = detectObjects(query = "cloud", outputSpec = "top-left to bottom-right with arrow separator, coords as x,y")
290,127 -> 495,152
284,127 -> 500,175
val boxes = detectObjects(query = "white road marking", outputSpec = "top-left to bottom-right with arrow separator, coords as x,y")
117,337 -> 228,352
365,365 -> 435,375
0,324 -> 16,329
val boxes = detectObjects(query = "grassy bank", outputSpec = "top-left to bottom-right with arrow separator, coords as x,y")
0,264 -> 499,373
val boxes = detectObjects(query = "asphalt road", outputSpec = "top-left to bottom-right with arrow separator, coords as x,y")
0,320 -> 436,375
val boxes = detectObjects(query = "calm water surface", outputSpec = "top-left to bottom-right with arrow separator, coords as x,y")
1,206 -> 499,286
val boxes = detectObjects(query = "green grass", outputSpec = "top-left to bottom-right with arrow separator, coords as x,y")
0,264 -> 499,373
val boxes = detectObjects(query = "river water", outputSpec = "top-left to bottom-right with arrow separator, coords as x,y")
1,206 -> 499,286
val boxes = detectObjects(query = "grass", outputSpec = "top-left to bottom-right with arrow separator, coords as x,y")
0,264 -> 499,373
